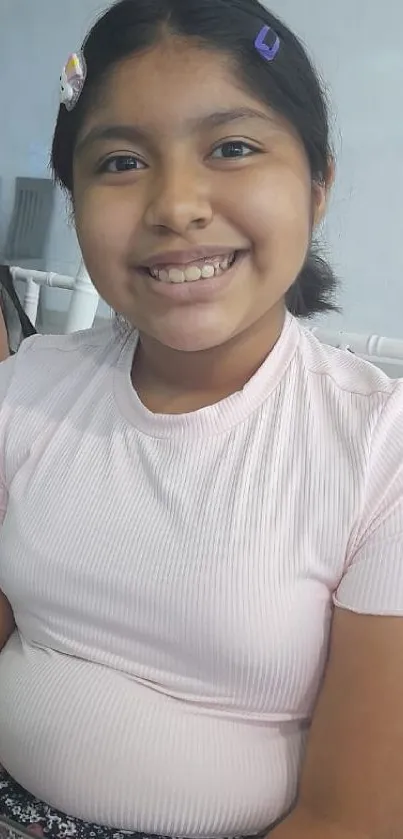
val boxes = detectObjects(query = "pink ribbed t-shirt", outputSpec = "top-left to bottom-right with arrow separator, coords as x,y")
1,312 -> 403,837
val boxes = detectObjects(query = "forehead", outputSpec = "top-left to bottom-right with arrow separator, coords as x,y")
82,38 -> 283,134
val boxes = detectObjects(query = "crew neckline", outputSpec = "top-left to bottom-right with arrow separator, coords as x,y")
114,312 -> 300,438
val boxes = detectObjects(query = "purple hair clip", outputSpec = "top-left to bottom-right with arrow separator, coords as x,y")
254,25 -> 280,62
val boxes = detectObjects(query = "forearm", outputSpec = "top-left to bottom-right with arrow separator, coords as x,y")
0,306 -> 9,362
0,590 -> 15,651
269,808 -> 369,839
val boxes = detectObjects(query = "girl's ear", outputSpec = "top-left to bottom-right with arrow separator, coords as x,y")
312,157 -> 335,229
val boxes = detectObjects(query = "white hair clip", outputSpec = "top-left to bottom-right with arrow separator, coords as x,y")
60,52 -> 87,111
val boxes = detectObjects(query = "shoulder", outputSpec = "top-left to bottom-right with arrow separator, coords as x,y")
0,319 -> 129,409
279,323 -> 403,521
18,318 -> 118,359
290,321 -> 403,443
296,322 -> 397,400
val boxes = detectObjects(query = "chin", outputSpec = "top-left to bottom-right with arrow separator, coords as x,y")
153,324 -> 231,353
160,335 -> 225,353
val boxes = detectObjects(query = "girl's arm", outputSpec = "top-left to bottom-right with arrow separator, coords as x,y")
270,608 -> 403,839
0,589 -> 14,651
0,307 -> 9,362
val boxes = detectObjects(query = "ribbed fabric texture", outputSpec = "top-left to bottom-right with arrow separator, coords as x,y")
1,314 -> 403,837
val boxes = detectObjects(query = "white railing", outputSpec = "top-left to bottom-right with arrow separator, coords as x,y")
10,260 -> 100,333
309,326 -> 403,377
310,325 -> 403,359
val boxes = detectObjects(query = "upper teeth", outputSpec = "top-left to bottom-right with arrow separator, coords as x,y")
149,254 -> 235,284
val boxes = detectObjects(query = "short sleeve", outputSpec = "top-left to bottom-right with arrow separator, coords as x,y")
335,380 -> 403,616
0,354 -> 17,402
0,354 -> 18,523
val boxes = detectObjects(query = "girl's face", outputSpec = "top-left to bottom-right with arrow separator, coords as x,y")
73,38 -> 327,352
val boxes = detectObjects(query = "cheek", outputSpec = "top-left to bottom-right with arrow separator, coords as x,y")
230,167 -> 312,262
74,189 -> 139,275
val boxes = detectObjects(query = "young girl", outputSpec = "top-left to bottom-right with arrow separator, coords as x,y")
1,1 -> 403,838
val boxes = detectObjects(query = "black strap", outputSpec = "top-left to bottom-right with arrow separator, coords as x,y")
0,265 -> 37,338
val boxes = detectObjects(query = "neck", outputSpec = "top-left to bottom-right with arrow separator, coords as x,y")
132,305 -> 286,414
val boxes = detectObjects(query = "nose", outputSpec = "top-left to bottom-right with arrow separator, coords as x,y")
143,159 -> 213,235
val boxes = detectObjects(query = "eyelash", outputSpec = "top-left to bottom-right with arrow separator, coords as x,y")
97,155 -> 145,174
210,140 -> 260,160
96,140 -> 261,174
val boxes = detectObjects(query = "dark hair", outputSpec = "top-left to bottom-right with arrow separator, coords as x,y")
0,265 -> 37,351
51,0 -> 339,318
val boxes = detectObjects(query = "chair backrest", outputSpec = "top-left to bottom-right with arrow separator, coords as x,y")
310,326 -> 403,378
3,178 -> 55,263
0,265 -> 36,338
7,263 -> 100,348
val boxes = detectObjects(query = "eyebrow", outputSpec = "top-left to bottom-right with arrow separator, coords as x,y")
75,107 -> 277,155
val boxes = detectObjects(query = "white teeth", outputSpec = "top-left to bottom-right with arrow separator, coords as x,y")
201,264 -> 215,279
185,266 -> 202,282
169,268 -> 185,284
148,253 -> 236,284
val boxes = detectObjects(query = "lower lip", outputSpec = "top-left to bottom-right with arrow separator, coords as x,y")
143,252 -> 246,302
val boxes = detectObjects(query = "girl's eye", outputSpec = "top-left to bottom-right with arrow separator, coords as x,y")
210,141 -> 258,160
98,155 -> 146,174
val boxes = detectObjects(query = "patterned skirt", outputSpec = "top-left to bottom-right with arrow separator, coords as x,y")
0,768 -> 268,839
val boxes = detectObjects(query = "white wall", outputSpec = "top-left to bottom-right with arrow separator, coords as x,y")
1,0 -> 402,335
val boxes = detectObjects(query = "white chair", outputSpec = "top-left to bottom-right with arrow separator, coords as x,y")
10,260 -> 100,334
3,178 -> 55,270
309,325 -> 403,378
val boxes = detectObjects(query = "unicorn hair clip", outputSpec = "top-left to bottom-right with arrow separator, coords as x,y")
254,25 -> 281,62
60,52 -> 87,111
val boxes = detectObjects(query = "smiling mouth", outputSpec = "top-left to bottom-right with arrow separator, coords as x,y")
142,251 -> 239,284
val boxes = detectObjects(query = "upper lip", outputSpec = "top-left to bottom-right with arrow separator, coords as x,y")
140,246 -> 241,268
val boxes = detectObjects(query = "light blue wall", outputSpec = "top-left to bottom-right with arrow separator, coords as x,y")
0,0 -> 105,272
0,0 -> 108,315
1,0 -> 402,334
268,0 -> 403,336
